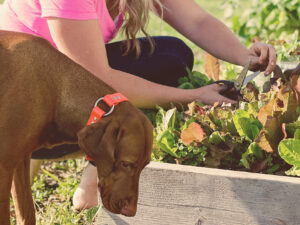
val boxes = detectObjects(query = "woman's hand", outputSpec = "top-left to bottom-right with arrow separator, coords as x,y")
193,83 -> 237,105
247,42 -> 277,76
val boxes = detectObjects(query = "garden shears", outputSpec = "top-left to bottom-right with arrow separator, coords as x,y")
214,61 -> 261,101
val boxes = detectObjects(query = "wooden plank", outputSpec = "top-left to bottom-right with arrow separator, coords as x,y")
96,162 -> 300,225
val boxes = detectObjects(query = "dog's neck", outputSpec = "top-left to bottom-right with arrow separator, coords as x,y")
48,52 -> 118,144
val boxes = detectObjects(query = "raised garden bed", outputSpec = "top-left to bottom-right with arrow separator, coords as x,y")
96,161 -> 300,225
96,62 -> 300,225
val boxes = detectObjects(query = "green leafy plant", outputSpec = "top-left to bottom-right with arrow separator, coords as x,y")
224,0 -> 300,42
151,62 -> 300,176
223,0 -> 300,63
278,118 -> 300,176
178,68 -> 214,89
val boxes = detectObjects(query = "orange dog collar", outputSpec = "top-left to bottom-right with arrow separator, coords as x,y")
85,93 -> 128,163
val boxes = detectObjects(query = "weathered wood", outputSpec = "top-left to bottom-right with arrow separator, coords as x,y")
96,162 -> 300,225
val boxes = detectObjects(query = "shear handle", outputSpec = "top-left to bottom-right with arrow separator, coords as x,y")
214,80 -> 235,92
214,80 -> 239,101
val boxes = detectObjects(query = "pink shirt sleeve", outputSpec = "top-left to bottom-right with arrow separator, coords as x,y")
40,0 -> 98,20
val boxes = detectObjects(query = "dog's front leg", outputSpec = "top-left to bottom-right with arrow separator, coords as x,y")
0,161 -> 14,225
11,155 -> 36,225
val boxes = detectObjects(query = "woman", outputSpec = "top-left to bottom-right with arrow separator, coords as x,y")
0,0 -> 276,210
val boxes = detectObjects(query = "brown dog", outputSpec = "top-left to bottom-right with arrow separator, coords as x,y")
0,31 -> 153,225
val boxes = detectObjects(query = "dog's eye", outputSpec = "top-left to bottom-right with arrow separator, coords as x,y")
121,161 -> 130,168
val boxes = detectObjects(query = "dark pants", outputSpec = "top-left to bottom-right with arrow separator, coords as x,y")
32,36 -> 194,159
107,36 -> 194,87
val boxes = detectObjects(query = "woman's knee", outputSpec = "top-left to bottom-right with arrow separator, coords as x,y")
152,36 -> 194,70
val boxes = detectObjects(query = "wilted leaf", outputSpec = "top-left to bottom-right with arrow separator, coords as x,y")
205,53 -> 220,81
255,130 -> 278,153
181,122 -> 206,145
291,74 -> 300,101
213,102 -> 220,108
257,98 -> 277,126
185,102 -> 206,116
256,111 -> 283,153
284,63 -> 300,81
204,142 -> 234,168
206,107 -> 237,134
256,77 -> 300,153
279,85 -> 299,123
252,159 -> 268,173
251,36 -> 261,43
241,82 -> 259,102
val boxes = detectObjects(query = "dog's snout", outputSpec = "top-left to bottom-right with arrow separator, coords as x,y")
121,205 -> 136,217
120,198 -> 137,217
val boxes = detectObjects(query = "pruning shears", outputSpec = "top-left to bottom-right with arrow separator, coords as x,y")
214,61 -> 261,101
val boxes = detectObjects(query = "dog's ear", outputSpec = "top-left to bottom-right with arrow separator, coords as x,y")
77,119 -> 119,177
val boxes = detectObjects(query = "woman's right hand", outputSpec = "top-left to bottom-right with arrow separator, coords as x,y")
192,83 -> 237,105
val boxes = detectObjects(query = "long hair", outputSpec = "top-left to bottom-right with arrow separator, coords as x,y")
106,0 -> 163,57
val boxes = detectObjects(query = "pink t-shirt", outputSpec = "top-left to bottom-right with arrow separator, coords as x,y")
0,0 -> 124,47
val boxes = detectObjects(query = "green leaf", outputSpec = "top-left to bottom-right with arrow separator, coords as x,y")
285,118 -> 300,137
209,131 -> 225,145
155,107 -> 177,132
165,108 -> 177,129
190,71 -> 212,88
182,117 -> 196,131
233,110 -> 262,141
178,82 -> 194,89
278,139 -> 300,166
267,164 -> 280,174
285,166 -> 300,176
157,129 -> 178,157
239,118 -> 261,140
241,142 -> 264,169
178,76 -> 189,85
294,129 -> 300,140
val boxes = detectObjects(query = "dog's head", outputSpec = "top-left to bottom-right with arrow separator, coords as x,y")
77,107 -> 153,216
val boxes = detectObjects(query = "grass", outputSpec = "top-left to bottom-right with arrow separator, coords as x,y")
10,159 -> 100,225
1,0 -> 250,224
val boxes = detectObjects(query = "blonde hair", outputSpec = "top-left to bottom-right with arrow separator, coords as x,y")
107,0 -> 163,57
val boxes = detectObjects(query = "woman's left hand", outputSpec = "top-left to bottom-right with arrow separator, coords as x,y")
247,42 -> 277,76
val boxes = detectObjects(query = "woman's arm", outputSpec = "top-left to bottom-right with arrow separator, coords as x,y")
47,18 -> 236,108
160,0 -> 276,75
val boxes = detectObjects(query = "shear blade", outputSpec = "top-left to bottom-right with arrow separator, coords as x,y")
234,61 -> 251,90
242,71 -> 261,87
